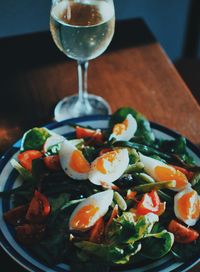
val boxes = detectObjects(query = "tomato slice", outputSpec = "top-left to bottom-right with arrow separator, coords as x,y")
89,217 -> 105,243
15,224 -> 45,245
44,155 -> 61,171
105,204 -> 119,233
18,150 -> 43,172
168,219 -> 199,243
26,191 -> 50,223
76,126 -> 103,143
4,205 -> 28,226
137,190 -> 161,215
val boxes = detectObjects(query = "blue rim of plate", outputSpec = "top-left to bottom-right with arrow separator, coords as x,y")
0,115 -> 199,272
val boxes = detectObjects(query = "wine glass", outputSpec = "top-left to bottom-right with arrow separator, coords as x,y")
50,0 -> 115,121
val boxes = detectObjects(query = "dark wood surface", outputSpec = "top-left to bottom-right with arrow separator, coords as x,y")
0,18 -> 199,272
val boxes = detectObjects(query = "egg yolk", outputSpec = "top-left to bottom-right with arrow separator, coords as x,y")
70,205 -> 99,229
177,191 -> 200,220
113,118 -> 129,136
69,150 -> 90,173
155,166 -> 188,189
96,151 -> 118,174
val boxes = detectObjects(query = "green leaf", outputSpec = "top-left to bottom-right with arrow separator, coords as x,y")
157,137 -> 196,165
109,107 -> 155,143
134,213 -> 159,241
191,171 -> 200,194
142,230 -> 174,259
31,233 -> 70,265
107,212 -> 136,244
107,212 -> 158,245
49,192 -> 71,213
21,127 -> 50,151
75,241 -> 141,265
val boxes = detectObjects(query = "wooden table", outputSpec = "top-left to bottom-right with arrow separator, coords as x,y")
0,18 -> 199,271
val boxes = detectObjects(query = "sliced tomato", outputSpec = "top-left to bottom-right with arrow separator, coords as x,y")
168,220 -> 199,243
4,205 -> 28,226
137,190 -> 161,215
18,150 -> 43,172
26,191 -> 50,223
89,217 -> 105,243
44,155 -> 61,171
15,224 -> 45,245
105,204 -> 118,231
171,165 -> 194,180
76,126 -> 103,143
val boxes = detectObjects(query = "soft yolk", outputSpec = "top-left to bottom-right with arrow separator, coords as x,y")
70,204 -> 99,229
96,151 -> 118,174
177,191 -> 200,220
113,118 -> 129,136
69,150 -> 90,173
155,166 -> 188,189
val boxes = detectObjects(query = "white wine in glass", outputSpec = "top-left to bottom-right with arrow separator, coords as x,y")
50,0 -> 115,121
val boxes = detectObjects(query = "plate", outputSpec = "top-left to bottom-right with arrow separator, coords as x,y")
0,115 -> 199,272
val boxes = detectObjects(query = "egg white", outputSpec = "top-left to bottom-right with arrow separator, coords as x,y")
59,139 -> 89,180
43,134 -> 65,153
109,114 -> 137,141
69,190 -> 114,231
174,186 -> 200,226
139,153 -> 174,179
88,148 -> 129,186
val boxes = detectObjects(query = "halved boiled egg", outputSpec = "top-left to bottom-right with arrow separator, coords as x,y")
174,187 -> 200,226
139,153 -> 189,191
88,148 -> 129,186
69,190 -> 113,231
59,140 -> 90,180
109,114 -> 137,141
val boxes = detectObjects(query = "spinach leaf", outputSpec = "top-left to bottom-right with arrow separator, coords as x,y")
109,107 -> 155,143
21,127 -> 50,151
31,233 -> 70,265
134,213 -> 159,241
82,146 -> 98,163
107,212 -> 158,244
142,230 -> 174,259
75,241 -> 141,265
191,171 -> 200,194
157,136 -> 196,165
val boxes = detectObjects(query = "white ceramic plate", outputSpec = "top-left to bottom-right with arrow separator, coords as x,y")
0,115 -> 199,272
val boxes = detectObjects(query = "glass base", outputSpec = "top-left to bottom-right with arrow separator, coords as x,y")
54,94 -> 111,121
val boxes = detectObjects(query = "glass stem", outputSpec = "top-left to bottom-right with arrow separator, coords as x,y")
77,60 -> 90,106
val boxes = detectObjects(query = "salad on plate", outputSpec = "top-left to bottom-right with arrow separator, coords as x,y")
1,107 -> 200,272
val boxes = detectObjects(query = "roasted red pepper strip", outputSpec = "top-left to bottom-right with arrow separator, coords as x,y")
168,220 -> 199,243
